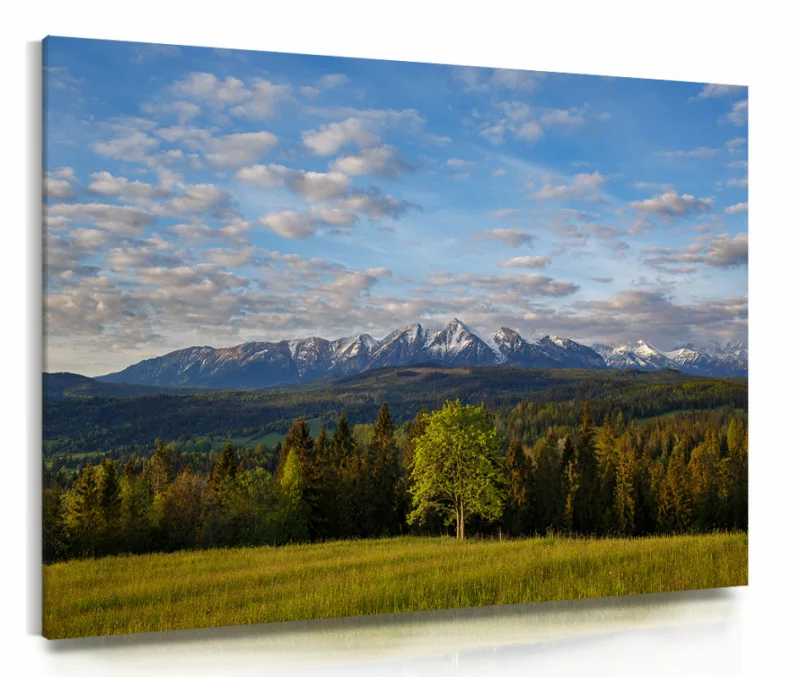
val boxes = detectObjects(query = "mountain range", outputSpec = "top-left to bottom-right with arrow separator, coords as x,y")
95,318 -> 747,389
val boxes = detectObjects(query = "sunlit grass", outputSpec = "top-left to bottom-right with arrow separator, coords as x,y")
43,532 -> 747,639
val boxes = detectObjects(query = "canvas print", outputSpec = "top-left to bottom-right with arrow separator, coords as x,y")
42,36 -> 748,639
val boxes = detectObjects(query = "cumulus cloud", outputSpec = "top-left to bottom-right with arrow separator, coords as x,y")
658,147 -> 720,159
706,233 -> 748,268
473,228 -> 535,248
301,118 -> 381,156
629,191 -> 713,219
318,73 -> 349,89
455,67 -> 545,93
235,163 -> 352,201
499,255 -> 551,269
47,203 -> 155,234
535,172 -> 607,203
169,218 -> 250,244
425,271 -> 579,298
44,167 -> 77,201
723,99 -> 749,126
204,131 -> 279,168
329,145 -> 410,177
86,171 -> 159,198
586,224 -> 621,239
169,184 -> 231,214
726,137 -> 747,153
93,130 -> 159,163
724,202 -> 748,215
690,83 -> 747,101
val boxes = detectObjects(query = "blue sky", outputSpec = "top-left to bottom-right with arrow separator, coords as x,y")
43,37 -> 748,376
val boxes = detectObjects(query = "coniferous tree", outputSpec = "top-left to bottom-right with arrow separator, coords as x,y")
660,442 -> 693,532
368,403 -> 401,536
505,438 -> 534,536
594,415 -> 618,535
613,435 -> 636,535
43,484 -> 67,562
210,439 -> 239,494
531,432 -> 564,534
572,404 -> 599,533
150,438 -> 172,496
65,462 -> 102,557
98,458 -> 122,552
689,430 -> 722,531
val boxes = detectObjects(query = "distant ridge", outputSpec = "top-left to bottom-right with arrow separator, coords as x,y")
95,319 -> 747,389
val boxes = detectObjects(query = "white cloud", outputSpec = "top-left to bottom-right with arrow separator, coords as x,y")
86,171 -> 158,198
536,172 -> 606,203
329,145 -> 408,177
318,73 -> 349,89
499,255 -> 550,269
235,164 -> 352,201
301,118 -> 381,156
706,233 -> 748,268
658,146 -> 720,159
726,137 -> 747,153
488,208 -> 520,219
170,72 -> 250,105
723,99 -> 749,126
473,228 -> 534,248
691,83 -> 746,101
205,131 -> 279,168
93,131 -> 159,163
629,191 -> 713,219
47,203 -> 154,234
724,202 -> 748,215
44,167 -> 77,201
169,184 -> 231,214
456,67 -> 545,93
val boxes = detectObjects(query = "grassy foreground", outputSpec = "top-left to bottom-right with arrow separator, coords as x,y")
43,532 -> 747,639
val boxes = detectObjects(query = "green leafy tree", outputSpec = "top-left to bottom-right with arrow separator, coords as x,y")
162,466 -> 213,550
275,448 -> 310,544
407,401 -> 506,540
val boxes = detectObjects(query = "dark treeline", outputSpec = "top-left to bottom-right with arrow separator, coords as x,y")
43,369 -> 746,456
43,400 -> 748,563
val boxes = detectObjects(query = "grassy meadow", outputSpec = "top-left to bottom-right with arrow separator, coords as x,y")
43,532 -> 747,639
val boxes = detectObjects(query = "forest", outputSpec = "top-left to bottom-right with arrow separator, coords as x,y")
42,380 -> 748,562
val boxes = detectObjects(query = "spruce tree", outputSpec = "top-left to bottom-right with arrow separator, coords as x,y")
572,404 -> 599,534
210,439 -> 239,494
368,403 -> 400,536
505,438 -> 534,536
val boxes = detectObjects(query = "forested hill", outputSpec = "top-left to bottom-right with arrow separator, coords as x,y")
44,372 -> 210,399
44,366 -> 747,456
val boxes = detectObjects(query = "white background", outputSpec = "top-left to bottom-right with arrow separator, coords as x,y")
2,1 -> 798,674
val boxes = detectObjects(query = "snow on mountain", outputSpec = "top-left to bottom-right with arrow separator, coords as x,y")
98,320 -> 746,388
424,318 -> 496,366
599,339 -> 677,371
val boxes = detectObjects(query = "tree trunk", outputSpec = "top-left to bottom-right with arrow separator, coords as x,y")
456,502 -> 465,540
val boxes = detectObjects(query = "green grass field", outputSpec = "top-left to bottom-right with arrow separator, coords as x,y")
42,532 -> 747,639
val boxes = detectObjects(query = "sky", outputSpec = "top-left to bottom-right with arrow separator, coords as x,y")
43,37 -> 748,376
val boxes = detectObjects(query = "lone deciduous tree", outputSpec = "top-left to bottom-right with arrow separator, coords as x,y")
407,400 -> 506,540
